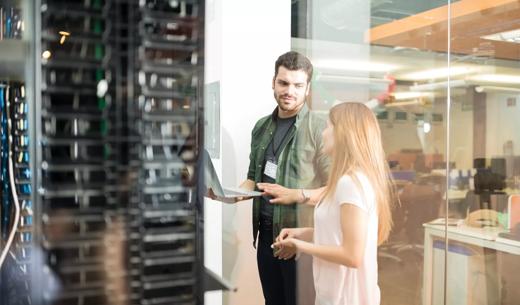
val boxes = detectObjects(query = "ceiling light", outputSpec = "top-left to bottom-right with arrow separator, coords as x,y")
409,79 -> 468,91
316,74 -> 392,84
400,66 -> 473,80
314,59 -> 398,72
393,91 -> 432,100
385,100 -> 422,107
482,29 -> 520,44
474,86 -> 520,93
470,74 -> 520,84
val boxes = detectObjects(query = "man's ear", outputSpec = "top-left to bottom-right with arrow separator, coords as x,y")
272,77 -> 276,89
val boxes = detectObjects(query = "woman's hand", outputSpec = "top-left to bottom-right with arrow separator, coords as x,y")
271,228 -> 303,260
272,238 -> 299,260
257,183 -> 302,205
276,227 -> 307,241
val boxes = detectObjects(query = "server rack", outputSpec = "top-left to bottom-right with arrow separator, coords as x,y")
0,0 -> 205,304
37,0 -> 129,304
0,1 -> 35,304
130,1 -> 204,304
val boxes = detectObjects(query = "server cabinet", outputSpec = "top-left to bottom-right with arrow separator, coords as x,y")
0,0 -> 205,304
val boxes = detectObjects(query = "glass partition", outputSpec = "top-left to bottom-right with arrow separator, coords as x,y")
446,1 -> 520,305
292,1 -> 449,305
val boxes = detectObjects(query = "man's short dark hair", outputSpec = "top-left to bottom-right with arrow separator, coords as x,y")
274,51 -> 313,83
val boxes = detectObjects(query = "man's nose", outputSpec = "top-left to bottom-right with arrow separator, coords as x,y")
287,84 -> 296,95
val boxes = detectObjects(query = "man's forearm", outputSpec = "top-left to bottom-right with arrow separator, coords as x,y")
302,186 -> 326,206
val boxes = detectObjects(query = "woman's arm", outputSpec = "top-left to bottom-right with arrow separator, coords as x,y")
273,204 -> 368,268
277,227 -> 314,243
256,183 -> 326,206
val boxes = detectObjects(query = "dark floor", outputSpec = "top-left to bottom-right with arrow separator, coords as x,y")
379,249 -> 423,305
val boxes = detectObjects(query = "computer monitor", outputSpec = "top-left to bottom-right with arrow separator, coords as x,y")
473,158 -> 486,169
490,158 -> 506,178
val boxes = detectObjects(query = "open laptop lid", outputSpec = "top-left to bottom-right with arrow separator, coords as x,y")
203,149 -> 262,198
203,149 -> 226,197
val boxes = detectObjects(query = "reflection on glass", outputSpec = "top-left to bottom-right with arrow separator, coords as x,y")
445,1 -> 520,304
292,1 -> 450,305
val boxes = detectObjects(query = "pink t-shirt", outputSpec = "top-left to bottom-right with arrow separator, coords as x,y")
313,173 -> 380,305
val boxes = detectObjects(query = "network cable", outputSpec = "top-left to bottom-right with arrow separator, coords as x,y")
0,84 -> 21,270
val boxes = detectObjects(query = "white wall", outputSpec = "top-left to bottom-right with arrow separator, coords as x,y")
486,92 -> 520,157
405,91 -> 520,171
449,98 -> 474,170
376,98 -> 476,171
204,1 -> 292,305
204,0 -> 224,304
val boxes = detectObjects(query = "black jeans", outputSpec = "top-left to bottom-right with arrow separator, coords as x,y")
257,227 -> 296,305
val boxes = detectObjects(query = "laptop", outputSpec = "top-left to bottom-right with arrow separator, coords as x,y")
204,149 -> 262,199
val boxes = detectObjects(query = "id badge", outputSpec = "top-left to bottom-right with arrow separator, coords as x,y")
264,160 -> 278,179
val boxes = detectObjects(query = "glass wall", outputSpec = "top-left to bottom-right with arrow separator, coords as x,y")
289,1 -> 520,305
216,0 -> 519,305
208,1 -> 520,305
444,1 -> 520,305
292,1 -> 449,304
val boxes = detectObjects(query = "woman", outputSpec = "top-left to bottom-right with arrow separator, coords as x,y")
262,102 -> 394,305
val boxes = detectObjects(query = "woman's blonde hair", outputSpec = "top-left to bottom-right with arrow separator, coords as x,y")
322,102 -> 395,245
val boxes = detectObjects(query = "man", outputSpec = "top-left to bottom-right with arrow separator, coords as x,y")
213,51 -> 330,305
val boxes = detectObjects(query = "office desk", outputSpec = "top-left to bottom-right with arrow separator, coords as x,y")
444,188 -> 520,201
422,221 -> 520,305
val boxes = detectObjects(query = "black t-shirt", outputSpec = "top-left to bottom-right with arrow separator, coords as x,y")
259,115 -> 296,228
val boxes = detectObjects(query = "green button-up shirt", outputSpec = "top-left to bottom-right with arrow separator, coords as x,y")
247,104 -> 330,246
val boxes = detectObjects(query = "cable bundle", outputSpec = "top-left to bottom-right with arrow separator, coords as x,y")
0,6 -> 23,40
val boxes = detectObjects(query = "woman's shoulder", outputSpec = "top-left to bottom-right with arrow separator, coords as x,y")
338,172 -> 369,188
333,172 -> 375,212
337,172 -> 374,200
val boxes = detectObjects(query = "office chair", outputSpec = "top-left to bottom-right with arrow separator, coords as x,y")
379,175 -> 444,263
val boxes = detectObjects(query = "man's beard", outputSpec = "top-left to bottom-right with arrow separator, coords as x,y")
275,93 -> 302,112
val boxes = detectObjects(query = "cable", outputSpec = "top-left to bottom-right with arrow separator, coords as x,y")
0,139 -> 22,269
0,84 -> 21,270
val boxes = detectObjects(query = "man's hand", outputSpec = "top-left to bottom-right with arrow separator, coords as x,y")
257,183 -> 302,205
206,188 -> 251,204
376,74 -> 396,104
